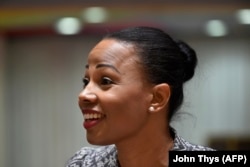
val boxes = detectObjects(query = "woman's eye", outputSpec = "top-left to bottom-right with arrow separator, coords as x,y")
101,77 -> 114,85
83,78 -> 89,88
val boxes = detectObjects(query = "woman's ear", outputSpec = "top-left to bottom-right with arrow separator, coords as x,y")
149,83 -> 170,113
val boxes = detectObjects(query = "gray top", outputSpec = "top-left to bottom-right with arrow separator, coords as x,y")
66,128 -> 214,167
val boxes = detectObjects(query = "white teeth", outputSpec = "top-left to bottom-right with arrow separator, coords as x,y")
84,113 -> 103,120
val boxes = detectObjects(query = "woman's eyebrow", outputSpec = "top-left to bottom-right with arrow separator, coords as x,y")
85,64 -> 121,74
96,64 -> 121,74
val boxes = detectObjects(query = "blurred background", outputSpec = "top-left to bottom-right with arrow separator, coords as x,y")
0,0 -> 250,166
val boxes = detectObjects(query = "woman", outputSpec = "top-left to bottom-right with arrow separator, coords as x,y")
66,27 -> 213,167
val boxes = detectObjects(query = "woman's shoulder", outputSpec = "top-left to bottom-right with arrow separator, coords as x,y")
172,135 -> 215,151
66,145 -> 118,167
171,128 -> 215,151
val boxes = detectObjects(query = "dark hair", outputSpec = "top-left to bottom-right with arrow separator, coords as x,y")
104,26 -> 197,121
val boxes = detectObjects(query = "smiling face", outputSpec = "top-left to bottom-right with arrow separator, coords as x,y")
78,39 -> 155,145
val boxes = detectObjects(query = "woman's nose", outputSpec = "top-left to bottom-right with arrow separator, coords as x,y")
78,86 -> 98,104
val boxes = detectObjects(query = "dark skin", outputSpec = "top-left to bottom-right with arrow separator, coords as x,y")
79,39 -> 174,167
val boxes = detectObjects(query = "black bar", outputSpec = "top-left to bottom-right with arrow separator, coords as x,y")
169,151 -> 250,167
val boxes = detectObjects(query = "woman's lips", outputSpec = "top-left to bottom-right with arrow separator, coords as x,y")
82,109 -> 105,129
83,118 -> 103,129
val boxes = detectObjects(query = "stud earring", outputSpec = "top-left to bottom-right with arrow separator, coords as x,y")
149,106 -> 154,112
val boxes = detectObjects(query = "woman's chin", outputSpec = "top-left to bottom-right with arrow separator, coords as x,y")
87,136 -> 112,146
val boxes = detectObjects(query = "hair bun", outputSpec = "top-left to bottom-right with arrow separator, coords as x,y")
175,40 -> 197,82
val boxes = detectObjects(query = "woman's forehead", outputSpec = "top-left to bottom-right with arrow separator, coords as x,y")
87,39 -> 137,66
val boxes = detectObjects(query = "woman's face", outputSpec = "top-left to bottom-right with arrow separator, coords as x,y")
79,39 -> 154,145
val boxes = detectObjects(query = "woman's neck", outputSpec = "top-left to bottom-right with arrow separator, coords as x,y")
116,127 -> 173,167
